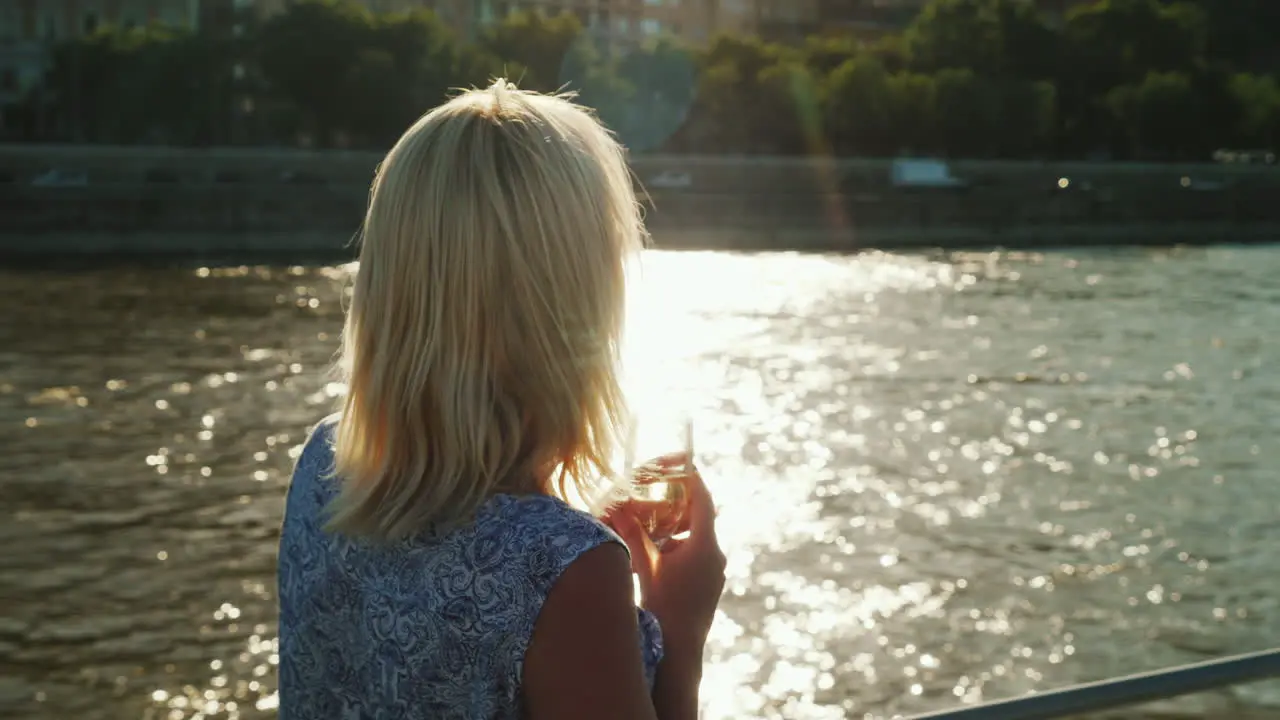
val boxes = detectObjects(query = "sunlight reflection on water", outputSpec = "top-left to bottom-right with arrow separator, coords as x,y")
3,246 -> 1280,720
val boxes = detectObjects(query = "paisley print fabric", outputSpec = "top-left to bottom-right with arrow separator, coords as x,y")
278,419 -> 663,719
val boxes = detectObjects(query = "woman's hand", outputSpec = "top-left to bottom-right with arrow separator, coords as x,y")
604,454 -> 727,661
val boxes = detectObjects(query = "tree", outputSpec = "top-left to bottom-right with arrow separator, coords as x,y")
905,0 -> 1057,80
1188,0 -> 1280,75
1063,0 -> 1205,86
1228,73 -> 1280,148
673,61 -> 742,153
994,79 -> 1058,158
671,35 -> 791,154
755,61 -> 821,155
256,0 -> 378,145
40,25 -> 232,144
610,39 -> 698,152
1107,71 -> 1201,159
477,10 -> 585,93
933,68 -> 1002,157
825,56 -> 895,156
866,35 -> 911,75
363,9 -> 493,144
256,1 -> 477,147
798,35 -> 861,77
17,0 -> 1277,159
885,72 -> 937,155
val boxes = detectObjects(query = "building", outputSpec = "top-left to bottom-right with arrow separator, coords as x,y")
0,0 -> 202,135
241,0 -> 873,50
0,4 -> 42,118
199,0 -> 256,36
816,0 -> 928,41
452,1 -> 722,50
328,0 -> 723,50
736,0 -> 821,41
703,0 -> 926,44
738,0 -> 1089,44
14,0 -> 203,38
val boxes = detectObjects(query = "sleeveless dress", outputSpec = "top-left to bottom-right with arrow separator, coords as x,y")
277,418 -> 664,719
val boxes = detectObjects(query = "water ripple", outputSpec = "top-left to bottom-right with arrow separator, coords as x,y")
2,246 -> 1278,719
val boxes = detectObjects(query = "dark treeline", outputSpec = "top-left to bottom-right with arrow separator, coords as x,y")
9,0 -> 1280,161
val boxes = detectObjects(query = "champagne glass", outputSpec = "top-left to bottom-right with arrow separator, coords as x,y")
624,410 -> 695,545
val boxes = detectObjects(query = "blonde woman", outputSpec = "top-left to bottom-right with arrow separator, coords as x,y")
277,81 -> 726,720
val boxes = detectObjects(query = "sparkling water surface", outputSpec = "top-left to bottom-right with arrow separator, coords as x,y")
3,245 -> 1279,719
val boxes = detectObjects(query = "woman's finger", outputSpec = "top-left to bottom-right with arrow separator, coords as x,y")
600,498 -> 636,529
679,467 -> 718,544
649,451 -> 693,469
671,497 -> 695,536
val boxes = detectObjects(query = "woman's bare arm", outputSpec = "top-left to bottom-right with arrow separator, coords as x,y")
524,544 -> 680,720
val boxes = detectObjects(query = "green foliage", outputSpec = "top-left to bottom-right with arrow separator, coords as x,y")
41,24 -> 234,144
477,9 -> 584,92
1107,71 -> 1201,159
826,56 -> 894,156
1189,0 -> 1280,75
609,39 -> 698,152
255,0 -> 477,146
19,0 -> 1280,160
933,68 -> 1001,157
906,0 -> 1057,79
885,72 -> 937,155
1064,0 -> 1204,87
1227,73 -> 1280,148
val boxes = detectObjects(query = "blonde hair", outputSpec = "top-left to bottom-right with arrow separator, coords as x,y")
328,80 -> 645,541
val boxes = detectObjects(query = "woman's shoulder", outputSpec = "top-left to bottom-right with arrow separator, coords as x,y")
288,415 -> 623,573
484,494 -> 621,549
285,414 -> 341,491
291,414 -> 340,465
475,494 -> 624,580
308,413 -> 342,448
481,495 -> 665,688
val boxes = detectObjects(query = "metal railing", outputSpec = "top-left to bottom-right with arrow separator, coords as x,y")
909,648 -> 1280,720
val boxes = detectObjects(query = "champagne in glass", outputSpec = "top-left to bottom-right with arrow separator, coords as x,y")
625,413 -> 694,545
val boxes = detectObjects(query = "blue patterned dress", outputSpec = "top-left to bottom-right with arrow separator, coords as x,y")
278,419 -> 664,719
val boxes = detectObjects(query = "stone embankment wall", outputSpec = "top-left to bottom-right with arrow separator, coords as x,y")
1,144 -> 1278,258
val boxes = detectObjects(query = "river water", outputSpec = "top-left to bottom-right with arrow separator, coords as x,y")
2,246 -> 1279,720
